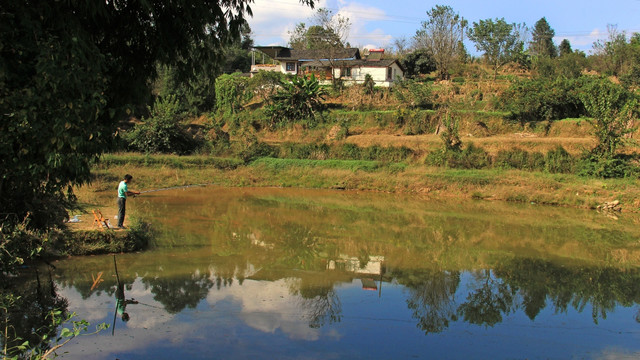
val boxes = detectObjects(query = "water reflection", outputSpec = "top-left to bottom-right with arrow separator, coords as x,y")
1,267 -> 68,357
46,188 -> 640,358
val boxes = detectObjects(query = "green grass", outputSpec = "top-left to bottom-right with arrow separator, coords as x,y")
430,168 -> 502,185
250,157 -> 381,172
100,153 -> 243,169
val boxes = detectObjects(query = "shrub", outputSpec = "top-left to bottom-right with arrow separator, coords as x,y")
576,153 -> 640,178
394,109 -> 436,135
499,77 -> 585,123
125,95 -> 199,154
265,74 -> 327,128
248,70 -> 285,100
363,74 -> 375,95
215,73 -> 251,115
439,110 -> 462,152
426,143 -> 491,169
579,77 -> 638,158
545,146 -> 575,173
494,148 -> 545,171
393,79 -> 433,108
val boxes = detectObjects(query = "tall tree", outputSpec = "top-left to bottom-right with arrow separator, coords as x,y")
288,8 -> 351,50
468,18 -> 523,80
0,0 -> 314,236
558,39 -> 573,56
392,36 -> 411,57
530,17 -> 557,58
592,25 -> 637,77
413,5 -> 467,80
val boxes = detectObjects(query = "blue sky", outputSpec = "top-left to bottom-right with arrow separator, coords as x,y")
247,0 -> 640,53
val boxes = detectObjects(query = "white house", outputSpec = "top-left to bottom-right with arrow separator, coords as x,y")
250,47 -> 404,87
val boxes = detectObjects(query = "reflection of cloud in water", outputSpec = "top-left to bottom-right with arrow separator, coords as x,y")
59,278 -> 171,328
57,286 -> 110,323
56,277 -> 183,359
206,278 -> 321,341
56,275 -> 336,358
595,348 -> 640,360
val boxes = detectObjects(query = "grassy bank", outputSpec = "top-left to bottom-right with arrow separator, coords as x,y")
78,153 -> 640,213
49,219 -> 152,256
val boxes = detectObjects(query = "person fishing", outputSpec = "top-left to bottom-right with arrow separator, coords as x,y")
117,174 -> 140,229
115,280 -> 138,322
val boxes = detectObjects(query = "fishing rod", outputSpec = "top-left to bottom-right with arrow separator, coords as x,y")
137,183 -> 211,195
112,255 -> 120,336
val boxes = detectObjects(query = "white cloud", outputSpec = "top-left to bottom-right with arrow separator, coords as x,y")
206,278 -> 323,341
248,0 -> 329,46
556,28 -> 608,51
248,0 -> 394,50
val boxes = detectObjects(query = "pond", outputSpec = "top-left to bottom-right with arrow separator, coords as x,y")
24,188 -> 640,358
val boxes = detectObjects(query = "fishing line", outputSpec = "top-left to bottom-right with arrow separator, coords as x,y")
138,183 -> 215,195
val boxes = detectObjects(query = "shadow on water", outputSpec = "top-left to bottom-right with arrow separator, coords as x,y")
12,187 -> 640,358
1,267 -> 68,358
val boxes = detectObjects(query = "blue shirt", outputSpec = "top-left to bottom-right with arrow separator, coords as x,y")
118,181 -> 128,198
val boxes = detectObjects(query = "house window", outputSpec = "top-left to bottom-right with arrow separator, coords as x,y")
343,67 -> 351,77
387,67 -> 393,80
286,62 -> 296,72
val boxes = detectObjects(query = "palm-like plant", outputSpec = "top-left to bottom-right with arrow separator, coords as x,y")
266,74 -> 326,128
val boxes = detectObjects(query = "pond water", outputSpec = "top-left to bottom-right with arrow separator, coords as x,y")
41,188 -> 640,358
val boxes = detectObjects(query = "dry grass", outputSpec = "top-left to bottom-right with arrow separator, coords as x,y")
75,157 -> 640,214
344,133 -> 597,156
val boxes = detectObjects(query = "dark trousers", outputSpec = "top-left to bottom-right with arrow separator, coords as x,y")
117,197 -> 126,227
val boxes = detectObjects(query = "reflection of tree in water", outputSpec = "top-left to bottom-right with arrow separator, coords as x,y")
296,278 -> 342,328
394,268 -> 460,334
275,223 -> 324,271
1,268 -> 68,357
494,258 -> 640,324
142,269 -> 213,314
394,258 -> 640,333
458,269 -> 515,327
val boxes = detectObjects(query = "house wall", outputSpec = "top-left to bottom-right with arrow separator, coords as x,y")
280,61 -> 299,75
334,63 -> 404,87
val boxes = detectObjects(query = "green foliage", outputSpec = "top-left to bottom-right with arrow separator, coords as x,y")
576,153 -> 640,179
494,148 -> 545,171
579,78 -> 638,158
530,17 -> 557,58
439,111 -> 462,152
221,23 -> 254,74
467,18 -> 523,80
125,95 -> 199,155
544,146 -> 576,174
215,73 -> 251,115
556,52 -> 588,79
155,65 -> 216,115
100,153 -> 243,170
414,5 -> 467,80
277,142 -> 413,162
363,74 -> 375,95
427,144 -> 492,169
249,71 -> 286,100
288,8 -> 350,50
591,27 -> 639,77
427,144 -> 579,174
400,49 -> 437,78
0,0 -> 311,270
393,109 -> 437,135
0,218 -> 46,274
266,75 -> 327,128
393,79 -> 433,108
251,158 -> 381,172
500,77 -> 585,123
237,133 -> 278,163
559,39 -> 573,56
